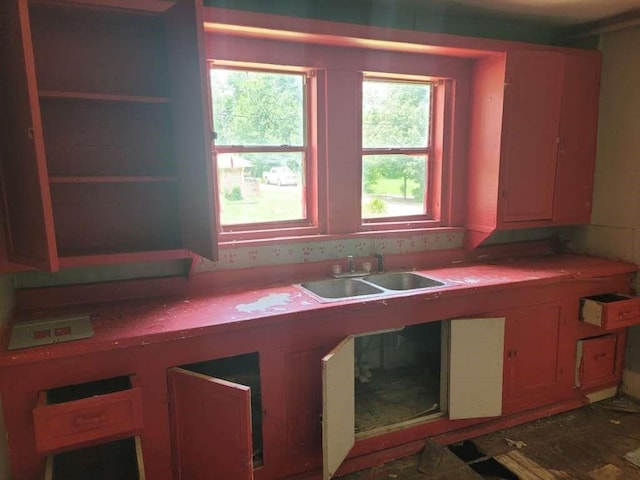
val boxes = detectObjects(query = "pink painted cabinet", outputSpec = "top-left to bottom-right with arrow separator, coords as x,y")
500,302 -> 576,415
466,50 -> 601,248
0,0 -> 217,272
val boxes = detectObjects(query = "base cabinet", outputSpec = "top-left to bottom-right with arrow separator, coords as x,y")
501,303 -> 575,415
576,332 -> 625,391
0,263 -> 635,480
321,317 -> 506,480
167,353 -> 262,480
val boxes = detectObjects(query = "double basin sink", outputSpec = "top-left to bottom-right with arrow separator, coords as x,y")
298,272 -> 445,302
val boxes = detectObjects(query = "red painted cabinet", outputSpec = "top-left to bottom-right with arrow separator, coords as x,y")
167,367 -> 254,480
0,0 -> 217,271
466,50 -> 601,248
499,51 -> 564,223
501,302 -> 576,415
553,53 -> 601,224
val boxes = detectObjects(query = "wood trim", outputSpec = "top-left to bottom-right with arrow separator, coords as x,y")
49,176 -> 177,184
433,396 -> 587,445
58,249 -> 190,268
38,90 -> 171,103
202,7 -> 598,58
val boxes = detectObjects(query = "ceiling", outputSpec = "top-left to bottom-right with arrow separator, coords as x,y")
405,0 -> 640,26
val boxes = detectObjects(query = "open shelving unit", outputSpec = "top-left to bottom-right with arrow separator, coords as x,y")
0,0 -> 218,271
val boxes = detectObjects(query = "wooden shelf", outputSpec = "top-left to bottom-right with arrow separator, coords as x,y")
49,176 -> 177,184
39,90 -> 171,104
59,249 -> 190,268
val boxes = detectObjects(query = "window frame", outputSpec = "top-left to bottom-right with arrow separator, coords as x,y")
361,75 -> 437,227
209,61 -> 321,240
360,75 -> 452,232
205,30 -> 466,243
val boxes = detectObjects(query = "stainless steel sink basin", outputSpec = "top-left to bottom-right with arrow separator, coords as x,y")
298,272 -> 445,302
363,272 -> 445,291
300,278 -> 384,300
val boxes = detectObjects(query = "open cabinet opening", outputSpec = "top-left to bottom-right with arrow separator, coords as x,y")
45,436 -> 144,480
323,316 -> 504,480
355,322 -> 443,435
180,352 -> 264,467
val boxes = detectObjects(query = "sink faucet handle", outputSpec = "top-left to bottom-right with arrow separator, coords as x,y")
347,255 -> 355,272
373,253 -> 384,272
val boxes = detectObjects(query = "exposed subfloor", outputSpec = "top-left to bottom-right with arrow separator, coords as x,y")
341,396 -> 640,479
355,367 -> 441,434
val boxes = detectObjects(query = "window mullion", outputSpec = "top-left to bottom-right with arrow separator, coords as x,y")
362,148 -> 430,156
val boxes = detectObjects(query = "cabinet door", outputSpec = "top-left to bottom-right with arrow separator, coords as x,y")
0,0 -> 58,270
322,337 -> 355,480
167,367 -> 253,480
499,51 -> 564,223
553,53 -> 601,224
165,0 -> 218,261
502,304 -> 575,414
448,317 -> 505,420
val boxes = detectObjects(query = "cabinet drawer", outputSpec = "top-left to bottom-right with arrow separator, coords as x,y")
44,436 -> 145,480
580,294 -> 640,330
576,335 -> 618,388
33,376 -> 143,454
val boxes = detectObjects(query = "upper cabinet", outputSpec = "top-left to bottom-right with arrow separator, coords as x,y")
466,50 -> 601,249
0,0 -> 218,272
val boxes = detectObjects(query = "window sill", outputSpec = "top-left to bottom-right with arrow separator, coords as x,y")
218,226 -> 465,249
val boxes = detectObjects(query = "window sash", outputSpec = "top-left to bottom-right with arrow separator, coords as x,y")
211,66 -> 314,234
361,78 -> 435,224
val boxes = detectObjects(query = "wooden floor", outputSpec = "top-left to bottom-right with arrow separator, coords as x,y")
340,396 -> 640,479
355,367 -> 441,434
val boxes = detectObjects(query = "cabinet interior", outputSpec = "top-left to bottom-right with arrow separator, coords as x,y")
355,322 -> 443,435
181,352 -> 264,467
27,1 -> 184,259
46,375 -> 131,404
46,436 -> 143,480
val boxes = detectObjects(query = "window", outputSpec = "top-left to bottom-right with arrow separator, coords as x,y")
362,78 -> 433,222
210,67 -> 312,232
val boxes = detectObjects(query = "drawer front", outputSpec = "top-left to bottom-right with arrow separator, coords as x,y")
581,295 -> 640,330
34,388 -> 143,454
605,299 -> 640,329
578,336 -> 617,387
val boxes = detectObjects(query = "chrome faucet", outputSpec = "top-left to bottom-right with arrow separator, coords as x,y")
374,253 -> 384,272
347,255 -> 355,273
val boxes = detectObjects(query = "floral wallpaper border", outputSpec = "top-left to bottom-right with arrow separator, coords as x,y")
196,231 -> 464,272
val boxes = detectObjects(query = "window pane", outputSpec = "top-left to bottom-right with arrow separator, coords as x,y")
362,80 -> 431,149
362,155 -> 427,219
217,152 -> 305,226
211,69 -> 305,147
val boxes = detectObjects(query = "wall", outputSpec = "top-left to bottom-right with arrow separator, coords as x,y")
9,3 -> 570,291
0,275 -> 14,480
204,0 -> 564,44
567,26 -> 640,398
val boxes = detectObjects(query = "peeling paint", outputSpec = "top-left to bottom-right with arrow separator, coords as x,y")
236,293 -> 292,313
463,277 -> 482,284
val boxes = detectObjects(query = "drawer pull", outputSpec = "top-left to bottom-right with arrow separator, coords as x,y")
73,412 -> 108,428
618,310 -> 636,319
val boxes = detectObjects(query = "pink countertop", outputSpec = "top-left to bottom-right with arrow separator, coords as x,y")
1,254 -> 636,366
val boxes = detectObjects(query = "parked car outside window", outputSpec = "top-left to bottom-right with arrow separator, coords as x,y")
263,166 -> 298,186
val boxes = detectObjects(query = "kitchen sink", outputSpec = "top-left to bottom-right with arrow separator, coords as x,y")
300,278 -> 384,300
298,272 -> 445,302
364,272 -> 445,291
